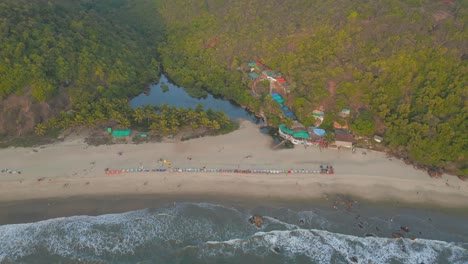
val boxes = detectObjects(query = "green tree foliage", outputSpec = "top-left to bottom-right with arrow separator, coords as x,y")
1,0 -> 466,174
0,0 -> 160,102
154,0 -> 467,174
131,104 -> 236,137
34,123 -> 46,136
350,110 -> 376,137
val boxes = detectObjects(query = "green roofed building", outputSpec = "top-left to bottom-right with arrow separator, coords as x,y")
279,124 -> 310,139
112,129 -> 131,138
279,124 -> 294,135
312,110 -> 324,117
248,62 -> 257,67
262,70 -> 277,78
248,72 -> 260,80
293,131 -> 310,139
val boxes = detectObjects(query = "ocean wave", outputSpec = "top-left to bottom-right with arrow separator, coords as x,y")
0,203 -> 467,264
195,229 -> 468,264
0,203 -> 256,263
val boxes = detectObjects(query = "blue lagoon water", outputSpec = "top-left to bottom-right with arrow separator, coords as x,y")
130,75 -> 258,122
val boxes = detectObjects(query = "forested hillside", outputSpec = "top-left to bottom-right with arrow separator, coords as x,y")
156,0 -> 467,175
0,0 -> 466,175
0,0 -> 161,135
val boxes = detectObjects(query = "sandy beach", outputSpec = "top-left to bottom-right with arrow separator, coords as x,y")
1,120 -> 467,208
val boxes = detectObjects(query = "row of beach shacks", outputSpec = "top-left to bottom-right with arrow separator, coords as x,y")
105,168 -> 334,174
271,93 -> 297,120
105,168 -> 166,174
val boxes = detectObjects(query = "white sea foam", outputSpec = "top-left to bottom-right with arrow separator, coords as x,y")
196,229 -> 468,263
0,203 -> 252,262
1,203 -> 467,263
0,208 -> 173,260
262,216 -> 299,231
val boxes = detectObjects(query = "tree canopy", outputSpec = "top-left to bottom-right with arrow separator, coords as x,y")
1,0 -> 466,175
155,0 -> 467,175
0,0 -> 161,102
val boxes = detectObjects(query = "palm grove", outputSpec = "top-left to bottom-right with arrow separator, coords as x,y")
0,0 -> 466,175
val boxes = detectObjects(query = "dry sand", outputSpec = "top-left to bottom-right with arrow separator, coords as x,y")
1,120 -> 467,208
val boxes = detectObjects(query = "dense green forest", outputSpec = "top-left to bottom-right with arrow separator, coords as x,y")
0,0 -> 466,175
156,0 -> 467,175
0,0 -> 237,144
0,0 -> 160,101
0,0 -> 162,138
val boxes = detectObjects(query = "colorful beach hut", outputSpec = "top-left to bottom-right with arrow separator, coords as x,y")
112,129 -> 131,138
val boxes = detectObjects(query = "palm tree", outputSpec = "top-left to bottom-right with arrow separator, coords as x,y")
143,105 -> 154,125
160,103 -> 170,114
283,117 -> 294,128
149,122 -> 160,136
190,121 -> 198,130
46,117 -> 59,130
109,110 -> 121,122
73,114 -> 86,126
117,117 -> 131,129
159,118 -> 170,135
210,120 -> 221,130
93,110 -> 106,124
215,111 -> 231,127
168,115 -> 180,135
323,132 -> 335,144
186,108 -> 198,123
176,107 -> 187,125
85,115 -> 96,127
195,104 -> 204,113
34,123 -> 46,136
132,108 -> 145,124
149,112 -> 161,124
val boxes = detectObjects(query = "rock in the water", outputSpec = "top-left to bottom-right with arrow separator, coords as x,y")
273,247 -> 280,253
350,256 -> 358,263
249,214 -> 264,228
400,226 -> 410,232
392,232 -> 404,238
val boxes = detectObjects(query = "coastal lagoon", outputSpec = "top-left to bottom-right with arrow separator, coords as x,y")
130,75 -> 287,144
130,75 -> 259,123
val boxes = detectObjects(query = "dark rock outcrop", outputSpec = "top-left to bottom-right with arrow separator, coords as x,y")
400,226 -> 410,232
249,214 -> 264,228
273,247 -> 280,253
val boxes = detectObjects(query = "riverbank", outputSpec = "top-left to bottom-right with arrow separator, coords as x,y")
1,120 -> 467,209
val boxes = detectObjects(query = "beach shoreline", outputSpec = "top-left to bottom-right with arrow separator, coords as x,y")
1,190 -> 467,226
1,120 -> 468,213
